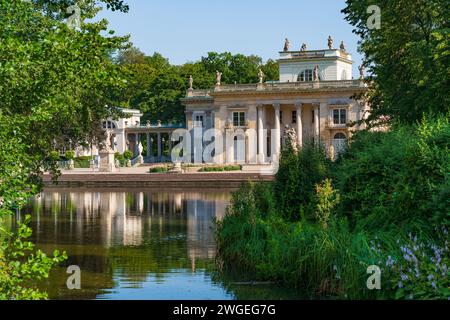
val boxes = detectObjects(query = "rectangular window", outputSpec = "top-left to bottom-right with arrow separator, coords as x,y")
195,115 -> 204,127
233,112 -> 246,127
333,109 -> 347,125
292,110 -> 297,124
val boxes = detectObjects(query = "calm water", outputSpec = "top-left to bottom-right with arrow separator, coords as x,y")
17,188 -> 302,300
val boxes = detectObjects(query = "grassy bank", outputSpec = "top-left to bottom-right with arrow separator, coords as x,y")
216,117 -> 449,299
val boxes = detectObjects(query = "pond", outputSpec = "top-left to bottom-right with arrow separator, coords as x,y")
17,188 -> 303,300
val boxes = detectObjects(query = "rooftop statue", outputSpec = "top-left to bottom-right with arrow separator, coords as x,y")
258,69 -> 265,84
283,38 -> 290,52
340,41 -> 346,51
359,65 -> 365,79
188,75 -> 193,90
216,70 -> 222,86
328,36 -> 333,49
300,43 -> 307,52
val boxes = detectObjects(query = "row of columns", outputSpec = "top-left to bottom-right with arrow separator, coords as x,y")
256,102 -> 321,164
132,132 -> 172,159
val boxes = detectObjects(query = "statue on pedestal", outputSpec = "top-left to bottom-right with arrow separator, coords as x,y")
138,142 -> 143,157
99,129 -> 116,172
100,129 -> 114,152
188,75 -> 193,90
340,41 -> 346,52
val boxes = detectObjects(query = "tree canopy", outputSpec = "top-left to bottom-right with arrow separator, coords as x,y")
343,0 -> 450,125
109,49 -> 280,124
0,0 -> 129,299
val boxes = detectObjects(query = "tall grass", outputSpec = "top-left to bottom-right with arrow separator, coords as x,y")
215,117 -> 450,299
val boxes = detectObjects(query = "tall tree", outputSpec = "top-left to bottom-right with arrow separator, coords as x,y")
0,0 -> 129,299
343,0 -> 450,124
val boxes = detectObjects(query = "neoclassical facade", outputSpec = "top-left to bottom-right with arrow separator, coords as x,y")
181,42 -> 369,167
77,109 -> 183,163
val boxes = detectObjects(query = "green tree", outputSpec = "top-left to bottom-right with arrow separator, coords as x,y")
343,0 -> 450,124
116,46 -> 146,65
0,0 -> 129,299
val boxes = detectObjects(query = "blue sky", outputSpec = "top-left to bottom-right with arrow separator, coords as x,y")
98,0 -> 363,76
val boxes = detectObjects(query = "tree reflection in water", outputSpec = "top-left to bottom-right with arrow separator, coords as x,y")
21,189 -> 232,300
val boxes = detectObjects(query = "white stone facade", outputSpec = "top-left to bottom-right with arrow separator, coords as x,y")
181,45 -> 369,165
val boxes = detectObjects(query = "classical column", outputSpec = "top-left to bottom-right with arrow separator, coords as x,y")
314,104 -> 320,142
273,103 -> 281,157
296,102 -> 303,148
135,133 -> 139,156
146,133 -> 151,158
257,105 -> 265,164
168,133 -> 173,159
247,105 -> 258,164
157,132 -> 162,158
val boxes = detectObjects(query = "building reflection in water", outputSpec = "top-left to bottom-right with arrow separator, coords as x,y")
28,189 -> 231,270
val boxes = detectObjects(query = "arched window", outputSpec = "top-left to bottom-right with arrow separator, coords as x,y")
341,70 -> 348,80
332,132 -> 347,159
102,121 -> 116,129
334,133 -> 347,140
298,69 -> 313,82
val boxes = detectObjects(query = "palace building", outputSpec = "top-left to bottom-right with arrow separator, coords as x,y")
82,39 -> 369,172
180,39 -> 369,169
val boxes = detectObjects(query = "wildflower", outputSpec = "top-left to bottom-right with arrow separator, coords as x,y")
386,256 -> 395,267
398,281 -> 403,289
427,274 -> 434,281
431,282 -> 437,290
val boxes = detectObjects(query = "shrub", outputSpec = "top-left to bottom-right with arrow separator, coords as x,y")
123,150 -> 133,160
274,142 -> 331,222
149,166 -> 168,173
65,150 -> 75,160
314,179 -> 340,229
48,151 -> 61,162
114,152 -> 125,167
200,165 -> 241,172
337,116 -> 450,232
73,156 -> 91,169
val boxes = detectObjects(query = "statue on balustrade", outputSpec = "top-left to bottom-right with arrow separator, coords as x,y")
216,71 -> 222,86
327,36 -> 333,49
258,69 -> 265,84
